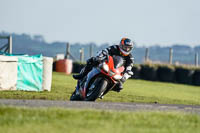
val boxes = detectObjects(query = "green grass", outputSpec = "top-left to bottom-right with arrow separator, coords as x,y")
0,72 -> 200,105
102,79 -> 200,105
0,106 -> 200,133
1,74 -> 200,133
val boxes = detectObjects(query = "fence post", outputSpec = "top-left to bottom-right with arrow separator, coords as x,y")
65,42 -> 70,59
89,44 -> 93,58
80,48 -> 84,63
145,48 -> 149,62
169,48 -> 173,64
8,36 -> 12,54
195,53 -> 198,67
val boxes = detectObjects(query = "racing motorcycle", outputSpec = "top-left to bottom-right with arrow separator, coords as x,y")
70,55 -> 128,101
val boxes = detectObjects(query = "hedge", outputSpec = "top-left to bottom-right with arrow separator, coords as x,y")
53,61 -> 56,71
175,66 -> 194,85
72,62 -> 86,73
157,64 -> 175,82
193,69 -> 200,86
140,64 -> 158,81
131,64 -> 141,79
54,61 -> 200,86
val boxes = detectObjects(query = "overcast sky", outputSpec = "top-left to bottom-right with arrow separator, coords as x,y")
0,0 -> 200,46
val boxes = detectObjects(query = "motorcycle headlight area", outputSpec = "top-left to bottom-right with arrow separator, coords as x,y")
113,74 -> 122,80
102,63 -> 109,72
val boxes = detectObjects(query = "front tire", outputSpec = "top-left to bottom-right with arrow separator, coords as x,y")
70,91 -> 82,101
85,77 -> 108,101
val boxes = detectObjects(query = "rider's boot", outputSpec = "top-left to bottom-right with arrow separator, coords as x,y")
73,74 -> 85,80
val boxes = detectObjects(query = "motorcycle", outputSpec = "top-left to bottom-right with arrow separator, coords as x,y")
70,55 -> 126,101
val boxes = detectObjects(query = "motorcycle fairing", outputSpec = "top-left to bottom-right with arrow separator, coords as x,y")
101,56 -> 125,83
80,67 -> 101,98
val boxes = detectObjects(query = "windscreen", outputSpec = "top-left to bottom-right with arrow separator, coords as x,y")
113,56 -> 124,69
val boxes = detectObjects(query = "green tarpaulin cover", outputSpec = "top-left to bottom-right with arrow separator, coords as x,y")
16,55 -> 43,91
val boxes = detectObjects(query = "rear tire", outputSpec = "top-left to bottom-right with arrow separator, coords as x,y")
85,77 -> 108,101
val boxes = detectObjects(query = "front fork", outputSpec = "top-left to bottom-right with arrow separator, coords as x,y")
99,82 -> 116,99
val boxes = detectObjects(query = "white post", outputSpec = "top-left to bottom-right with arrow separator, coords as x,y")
8,36 -> 12,54
169,48 -> 173,64
90,44 -> 93,58
80,48 -> 84,63
195,53 -> 198,67
65,42 -> 70,59
145,48 -> 149,62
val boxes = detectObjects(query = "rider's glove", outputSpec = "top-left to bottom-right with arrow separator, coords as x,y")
120,76 -> 126,83
125,70 -> 134,76
120,71 -> 134,83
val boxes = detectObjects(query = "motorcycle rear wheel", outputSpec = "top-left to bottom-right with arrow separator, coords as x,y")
85,77 -> 108,101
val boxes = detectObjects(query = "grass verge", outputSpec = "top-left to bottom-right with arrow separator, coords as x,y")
0,72 -> 199,105
0,106 -> 200,133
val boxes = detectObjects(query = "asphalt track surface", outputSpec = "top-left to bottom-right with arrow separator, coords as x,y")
0,99 -> 200,114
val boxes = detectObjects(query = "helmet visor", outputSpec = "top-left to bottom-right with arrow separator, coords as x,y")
121,45 -> 133,52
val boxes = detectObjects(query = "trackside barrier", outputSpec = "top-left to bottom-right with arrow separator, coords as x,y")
0,55 -> 18,90
0,54 -> 53,91
42,57 -> 53,91
16,55 -> 43,91
55,59 -> 73,75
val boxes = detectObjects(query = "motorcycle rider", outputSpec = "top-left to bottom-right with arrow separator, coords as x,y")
73,37 -> 135,92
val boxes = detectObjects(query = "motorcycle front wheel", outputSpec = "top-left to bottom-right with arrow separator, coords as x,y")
85,77 -> 108,101
70,90 -> 82,101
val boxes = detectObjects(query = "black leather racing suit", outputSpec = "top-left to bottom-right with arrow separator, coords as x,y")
79,45 -> 134,91
96,45 -> 134,73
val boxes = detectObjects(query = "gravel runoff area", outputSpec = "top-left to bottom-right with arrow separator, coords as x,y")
0,99 -> 200,114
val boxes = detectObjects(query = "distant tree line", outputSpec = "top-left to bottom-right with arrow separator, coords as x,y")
0,32 -> 199,65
